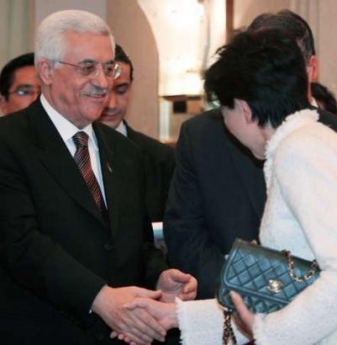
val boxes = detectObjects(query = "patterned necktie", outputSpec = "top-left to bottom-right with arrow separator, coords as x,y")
73,131 -> 106,213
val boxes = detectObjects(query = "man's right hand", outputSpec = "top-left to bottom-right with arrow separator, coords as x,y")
91,285 -> 166,344
124,297 -> 178,330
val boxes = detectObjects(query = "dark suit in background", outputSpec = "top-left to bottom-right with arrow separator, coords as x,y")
164,107 -> 337,299
126,122 -> 175,222
164,108 -> 265,299
0,100 -> 167,345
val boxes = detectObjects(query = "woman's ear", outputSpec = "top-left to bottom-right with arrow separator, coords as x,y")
307,55 -> 319,82
37,58 -> 54,85
235,99 -> 253,123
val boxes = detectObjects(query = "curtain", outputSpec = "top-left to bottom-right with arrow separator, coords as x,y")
0,0 -> 33,69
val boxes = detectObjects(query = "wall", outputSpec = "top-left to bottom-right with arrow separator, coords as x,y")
315,0 -> 337,94
34,0 -> 107,24
0,0 -> 33,68
233,0 -> 290,29
107,0 -> 159,139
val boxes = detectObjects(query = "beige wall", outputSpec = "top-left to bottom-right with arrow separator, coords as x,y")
34,0 -> 107,23
233,0 -> 290,29
315,0 -> 337,95
107,0 -> 159,139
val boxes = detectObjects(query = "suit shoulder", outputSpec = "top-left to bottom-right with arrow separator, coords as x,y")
127,127 -> 174,157
0,109 -> 30,138
181,108 -> 223,131
94,122 -> 141,155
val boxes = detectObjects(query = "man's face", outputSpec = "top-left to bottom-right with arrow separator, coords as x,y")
222,101 -> 266,160
0,65 -> 40,115
43,32 -> 114,129
100,62 -> 132,129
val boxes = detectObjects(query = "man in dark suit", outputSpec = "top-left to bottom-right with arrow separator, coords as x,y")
0,10 -> 196,345
99,44 -> 175,223
164,9 -> 337,299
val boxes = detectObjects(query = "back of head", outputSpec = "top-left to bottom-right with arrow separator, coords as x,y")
204,29 -> 310,128
248,9 -> 315,63
35,10 -> 114,64
0,52 -> 35,99
115,44 -> 134,80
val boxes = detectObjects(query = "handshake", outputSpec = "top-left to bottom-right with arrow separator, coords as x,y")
92,268 -> 197,345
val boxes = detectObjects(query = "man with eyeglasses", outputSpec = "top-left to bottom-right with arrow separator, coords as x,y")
0,52 -> 40,115
0,10 -> 196,345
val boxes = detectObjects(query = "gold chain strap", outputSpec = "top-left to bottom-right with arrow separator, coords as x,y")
222,309 -> 237,345
283,250 -> 319,282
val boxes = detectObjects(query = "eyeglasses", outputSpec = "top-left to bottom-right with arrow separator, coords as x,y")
56,60 -> 122,79
8,86 -> 41,97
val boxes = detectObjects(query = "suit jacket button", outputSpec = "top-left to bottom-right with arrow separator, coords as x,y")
104,243 -> 113,251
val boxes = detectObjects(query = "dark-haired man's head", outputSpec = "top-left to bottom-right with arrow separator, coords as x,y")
0,52 -> 40,115
247,9 -> 318,101
100,44 -> 134,129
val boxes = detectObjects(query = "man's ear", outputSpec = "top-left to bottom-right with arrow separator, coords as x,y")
307,55 -> 319,82
37,58 -> 54,85
235,99 -> 253,123
0,95 -> 8,115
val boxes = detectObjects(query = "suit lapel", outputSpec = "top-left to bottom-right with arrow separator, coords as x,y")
94,123 -> 120,236
29,100 -> 105,225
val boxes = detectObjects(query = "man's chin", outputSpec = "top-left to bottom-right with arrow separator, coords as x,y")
100,117 -> 120,129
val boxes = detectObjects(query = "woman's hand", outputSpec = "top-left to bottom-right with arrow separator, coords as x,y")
230,291 -> 255,339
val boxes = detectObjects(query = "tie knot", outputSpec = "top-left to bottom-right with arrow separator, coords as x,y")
73,131 -> 88,149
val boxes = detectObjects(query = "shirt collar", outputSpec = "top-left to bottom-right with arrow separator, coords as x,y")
40,94 -> 99,150
115,120 -> 127,137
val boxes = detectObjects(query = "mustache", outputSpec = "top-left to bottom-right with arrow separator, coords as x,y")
86,86 -> 108,97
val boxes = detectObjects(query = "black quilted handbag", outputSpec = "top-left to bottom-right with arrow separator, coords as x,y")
217,238 -> 320,345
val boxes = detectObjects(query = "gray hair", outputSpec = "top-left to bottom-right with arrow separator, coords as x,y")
35,10 -> 115,65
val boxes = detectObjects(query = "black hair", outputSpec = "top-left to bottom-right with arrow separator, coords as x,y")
115,44 -> 134,81
248,9 -> 315,63
0,52 -> 35,100
204,29 -> 310,128
311,82 -> 337,114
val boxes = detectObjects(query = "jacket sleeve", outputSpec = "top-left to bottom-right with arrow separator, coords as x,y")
163,121 -> 225,298
254,126 -> 337,345
176,298 -> 249,345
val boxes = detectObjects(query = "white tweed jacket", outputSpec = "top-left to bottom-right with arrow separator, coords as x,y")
176,109 -> 337,345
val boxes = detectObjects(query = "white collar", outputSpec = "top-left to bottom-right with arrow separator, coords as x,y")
264,109 -> 319,190
115,120 -> 127,137
40,94 -> 98,150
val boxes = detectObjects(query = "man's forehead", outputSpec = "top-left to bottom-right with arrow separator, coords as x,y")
12,66 -> 37,83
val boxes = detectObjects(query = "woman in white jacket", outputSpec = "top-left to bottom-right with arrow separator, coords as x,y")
121,29 -> 337,345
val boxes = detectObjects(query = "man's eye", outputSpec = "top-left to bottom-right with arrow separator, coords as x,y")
79,64 -> 96,75
104,64 -> 115,75
115,85 -> 128,94
16,90 -> 29,96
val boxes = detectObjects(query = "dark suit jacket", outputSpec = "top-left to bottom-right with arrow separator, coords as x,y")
0,100 -> 167,345
164,107 -> 337,299
126,123 -> 175,222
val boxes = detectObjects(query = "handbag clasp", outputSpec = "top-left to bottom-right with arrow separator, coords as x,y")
267,279 -> 283,293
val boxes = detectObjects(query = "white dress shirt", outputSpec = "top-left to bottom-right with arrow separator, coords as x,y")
40,95 -> 106,203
